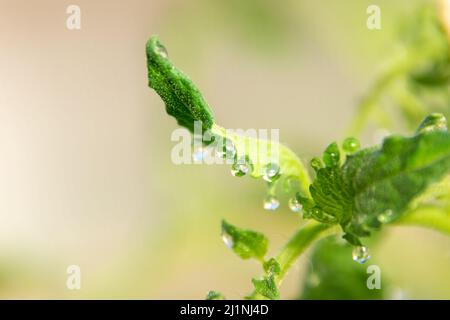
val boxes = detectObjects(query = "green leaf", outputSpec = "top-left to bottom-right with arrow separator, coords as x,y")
251,275 -> 279,300
146,35 -> 214,133
146,35 -> 312,196
263,258 -> 281,276
221,220 -> 268,261
300,114 -> 450,244
205,290 -> 225,300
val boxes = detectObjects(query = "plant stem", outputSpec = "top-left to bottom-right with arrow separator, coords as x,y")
276,221 -> 336,279
347,50 -> 420,137
394,205 -> 450,235
346,43 -> 445,137
248,221 -> 340,299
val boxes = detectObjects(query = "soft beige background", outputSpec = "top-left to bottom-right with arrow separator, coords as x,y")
0,0 -> 449,298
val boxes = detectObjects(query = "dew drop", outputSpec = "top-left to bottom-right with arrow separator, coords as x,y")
263,195 -> 280,211
221,232 -> 234,249
263,162 -> 280,182
417,113 -> 447,133
155,42 -> 168,58
342,137 -> 360,153
352,245 -> 371,264
231,163 -> 249,176
323,142 -> 340,167
216,139 -> 236,161
288,197 -> 302,213
231,156 -> 252,177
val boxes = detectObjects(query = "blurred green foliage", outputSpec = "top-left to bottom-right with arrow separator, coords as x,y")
350,5 -> 450,135
300,237 -> 386,299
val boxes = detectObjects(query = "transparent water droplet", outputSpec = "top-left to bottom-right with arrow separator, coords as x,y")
263,162 -> 280,182
263,195 -> 280,211
231,163 -> 249,176
192,147 -> 208,163
323,142 -> 340,167
377,209 -> 394,223
216,139 -> 236,161
155,43 -> 168,58
342,137 -> 360,153
221,232 -> 234,249
352,245 -> 371,264
288,197 -> 302,213
417,113 -> 447,133
310,157 -> 323,172
231,156 -> 252,177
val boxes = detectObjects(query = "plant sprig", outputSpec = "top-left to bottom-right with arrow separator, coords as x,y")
146,5 -> 450,298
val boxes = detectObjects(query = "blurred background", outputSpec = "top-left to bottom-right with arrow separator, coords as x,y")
0,0 -> 449,299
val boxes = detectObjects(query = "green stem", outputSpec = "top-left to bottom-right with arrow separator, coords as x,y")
276,221 -> 336,279
346,47 -> 442,137
394,205 -> 450,235
248,221 -> 340,299
248,206 -> 450,300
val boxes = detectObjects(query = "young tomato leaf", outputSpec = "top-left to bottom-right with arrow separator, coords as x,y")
263,258 -> 281,276
300,114 -> 450,245
251,275 -> 280,300
146,35 -> 312,195
146,35 -> 214,133
221,220 -> 268,261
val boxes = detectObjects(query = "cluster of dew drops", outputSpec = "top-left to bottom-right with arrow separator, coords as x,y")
194,136 -> 371,264
193,137 -> 302,214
